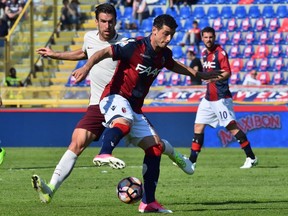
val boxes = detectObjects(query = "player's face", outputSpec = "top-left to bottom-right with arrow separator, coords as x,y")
152,25 -> 175,49
96,13 -> 116,41
202,32 -> 215,50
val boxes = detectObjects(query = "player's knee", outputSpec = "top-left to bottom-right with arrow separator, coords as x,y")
226,120 -> 237,130
145,144 -> 163,157
68,142 -> 83,156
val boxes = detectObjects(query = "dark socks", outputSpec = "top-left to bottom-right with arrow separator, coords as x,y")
141,155 -> 161,204
99,127 -> 125,155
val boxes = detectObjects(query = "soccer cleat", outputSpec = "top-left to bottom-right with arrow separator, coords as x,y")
138,200 -> 173,213
31,175 -> 54,203
93,154 -> 126,169
170,150 -> 194,175
0,148 -> 6,165
240,157 -> 258,169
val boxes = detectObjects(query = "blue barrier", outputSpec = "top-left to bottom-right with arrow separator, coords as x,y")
0,106 -> 287,147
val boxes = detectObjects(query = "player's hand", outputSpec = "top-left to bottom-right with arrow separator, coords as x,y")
196,70 -> 223,80
72,66 -> 90,83
36,47 -> 54,58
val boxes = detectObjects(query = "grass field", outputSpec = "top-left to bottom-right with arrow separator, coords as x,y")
1,147 -> 288,216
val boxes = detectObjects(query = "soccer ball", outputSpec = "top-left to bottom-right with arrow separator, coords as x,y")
116,176 -> 144,204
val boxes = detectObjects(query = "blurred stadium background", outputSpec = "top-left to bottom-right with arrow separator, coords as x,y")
0,0 -> 287,148
0,0 -> 287,107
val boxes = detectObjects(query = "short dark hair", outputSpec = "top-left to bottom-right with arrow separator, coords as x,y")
95,3 -> 117,21
201,26 -> 215,37
153,14 -> 178,30
9,67 -> 16,73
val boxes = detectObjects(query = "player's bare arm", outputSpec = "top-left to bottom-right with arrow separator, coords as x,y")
36,48 -> 87,60
172,60 -> 223,80
206,70 -> 229,83
72,46 -> 113,83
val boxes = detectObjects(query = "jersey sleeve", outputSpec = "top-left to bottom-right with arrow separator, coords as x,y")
111,39 -> 136,61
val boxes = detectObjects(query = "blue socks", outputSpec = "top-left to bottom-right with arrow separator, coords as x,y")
99,127 -> 125,155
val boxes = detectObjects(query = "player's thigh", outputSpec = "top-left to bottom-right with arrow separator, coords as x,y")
75,105 -> 105,141
195,98 -> 218,128
100,94 -> 134,127
123,113 -> 158,148
210,98 -> 236,127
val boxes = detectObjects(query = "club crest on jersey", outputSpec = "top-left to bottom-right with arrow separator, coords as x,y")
135,64 -> 161,77
122,107 -> 126,113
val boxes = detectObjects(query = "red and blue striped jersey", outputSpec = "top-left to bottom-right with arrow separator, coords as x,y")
101,36 -> 175,113
202,44 -> 232,101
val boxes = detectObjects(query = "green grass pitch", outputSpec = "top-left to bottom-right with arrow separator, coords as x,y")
1,147 -> 288,216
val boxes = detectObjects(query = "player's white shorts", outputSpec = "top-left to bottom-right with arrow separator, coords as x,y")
99,94 -> 157,146
195,98 -> 236,128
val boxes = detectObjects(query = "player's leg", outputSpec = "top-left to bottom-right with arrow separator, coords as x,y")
214,98 -> 257,168
31,128 -> 96,203
137,137 -> 172,213
161,139 -> 194,175
127,113 -> 194,175
189,98 -> 217,167
226,122 -> 258,169
93,119 -> 130,169
189,123 -> 205,165
0,147 -> 6,165
93,95 -> 132,169
32,105 -> 103,203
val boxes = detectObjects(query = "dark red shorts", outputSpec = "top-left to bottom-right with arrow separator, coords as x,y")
75,105 -> 105,141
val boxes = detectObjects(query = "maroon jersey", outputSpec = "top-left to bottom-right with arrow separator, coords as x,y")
101,36 -> 175,113
202,44 -> 232,101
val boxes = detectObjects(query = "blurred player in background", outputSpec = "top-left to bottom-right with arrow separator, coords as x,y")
72,14 -> 221,213
31,3 -> 194,206
188,27 -> 258,170
0,96 -> 6,165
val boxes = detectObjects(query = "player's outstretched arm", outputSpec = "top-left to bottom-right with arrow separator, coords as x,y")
171,60 -> 222,80
36,47 -> 87,61
72,46 -> 113,83
196,70 -> 224,80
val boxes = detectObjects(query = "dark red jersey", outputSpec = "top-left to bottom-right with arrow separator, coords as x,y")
101,36 -> 175,113
202,44 -> 232,101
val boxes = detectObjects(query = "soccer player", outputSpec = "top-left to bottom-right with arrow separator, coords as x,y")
0,96 -> 5,165
31,3 -> 194,205
72,15 -> 221,213
188,27 -> 258,170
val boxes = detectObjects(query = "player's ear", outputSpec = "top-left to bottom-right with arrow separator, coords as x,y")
152,26 -> 157,35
